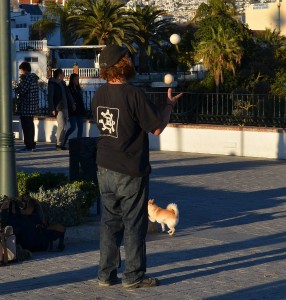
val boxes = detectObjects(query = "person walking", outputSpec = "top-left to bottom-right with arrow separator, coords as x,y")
13,61 -> 39,151
63,73 -> 86,147
47,68 -> 74,150
92,45 -> 183,289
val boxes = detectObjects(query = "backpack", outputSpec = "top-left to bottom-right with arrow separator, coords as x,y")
0,226 -> 17,265
1,196 -> 65,252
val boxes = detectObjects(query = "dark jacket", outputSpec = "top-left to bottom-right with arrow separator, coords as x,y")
14,73 -> 39,117
47,78 -> 74,113
68,86 -> 86,117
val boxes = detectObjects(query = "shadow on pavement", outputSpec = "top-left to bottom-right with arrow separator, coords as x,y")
0,265 -> 98,296
146,232 -> 286,292
205,279 -> 286,300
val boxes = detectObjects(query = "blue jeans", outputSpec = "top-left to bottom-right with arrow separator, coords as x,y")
97,167 -> 149,285
64,116 -> 84,145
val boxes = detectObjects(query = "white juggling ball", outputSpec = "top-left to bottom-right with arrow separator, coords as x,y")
164,74 -> 174,85
170,34 -> 181,45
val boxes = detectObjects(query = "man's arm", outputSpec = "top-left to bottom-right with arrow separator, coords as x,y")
66,87 -> 76,111
152,88 -> 183,136
14,77 -> 30,95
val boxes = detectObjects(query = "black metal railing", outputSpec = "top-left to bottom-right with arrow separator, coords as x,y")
147,92 -> 286,128
38,87 -> 49,115
20,89 -> 286,128
19,87 -> 96,117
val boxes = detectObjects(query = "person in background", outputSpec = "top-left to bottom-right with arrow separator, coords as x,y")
63,73 -> 86,147
13,61 -> 39,152
92,45 -> 183,289
47,68 -> 74,150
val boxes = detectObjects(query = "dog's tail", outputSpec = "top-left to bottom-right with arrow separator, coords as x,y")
166,203 -> 179,217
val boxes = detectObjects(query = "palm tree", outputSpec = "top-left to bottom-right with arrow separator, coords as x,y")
30,18 -> 57,40
195,25 -> 243,93
193,0 -> 237,23
130,5 -> 173,73
67,0 -> 139,51
255,28 -> 284,49
31,0 -> 78,45
208,0 -> 237,17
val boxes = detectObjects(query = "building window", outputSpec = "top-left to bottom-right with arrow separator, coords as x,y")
24,57 -> 38,63
16,23 -> 27,28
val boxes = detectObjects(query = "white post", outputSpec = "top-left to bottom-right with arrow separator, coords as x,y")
42,38 -> 48,51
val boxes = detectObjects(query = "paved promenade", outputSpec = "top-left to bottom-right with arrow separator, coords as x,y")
1,141 -> 286,300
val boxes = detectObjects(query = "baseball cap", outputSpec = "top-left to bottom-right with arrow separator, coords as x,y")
99,45 -> 128,68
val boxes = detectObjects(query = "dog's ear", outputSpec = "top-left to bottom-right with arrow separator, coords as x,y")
149,199 -> 155,204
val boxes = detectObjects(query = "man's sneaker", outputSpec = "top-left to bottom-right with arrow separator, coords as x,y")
122,276 -> 160,289
98,277 -> 120,287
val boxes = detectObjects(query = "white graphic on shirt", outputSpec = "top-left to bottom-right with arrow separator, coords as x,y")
99,109 -> 115,133
97,106 -> 119,138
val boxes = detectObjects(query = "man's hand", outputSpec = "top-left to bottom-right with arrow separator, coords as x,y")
167,88 -> 183,108
12,80 -> 17,88
152,88 -> 184,136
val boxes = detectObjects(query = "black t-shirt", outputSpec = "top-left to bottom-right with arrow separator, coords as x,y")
92,83 -> 163,177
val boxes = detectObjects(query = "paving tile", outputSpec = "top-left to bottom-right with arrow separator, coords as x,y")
1,141 -> 285,299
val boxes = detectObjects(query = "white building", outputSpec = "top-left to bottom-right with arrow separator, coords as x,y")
10,3 -> 42,41
12,38 -> 105,89
11,2 -> 63,46
245,0 -> 285,35
9,6 -> 102,82
13,39 -> 48,81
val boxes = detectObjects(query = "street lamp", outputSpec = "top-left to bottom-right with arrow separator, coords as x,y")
0,0 -> 18,197
278,0 -> 281,33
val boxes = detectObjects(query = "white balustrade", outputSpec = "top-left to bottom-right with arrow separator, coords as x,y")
79,68 -> 99,78
51,68 -> 99,78
18,40 -> 44,51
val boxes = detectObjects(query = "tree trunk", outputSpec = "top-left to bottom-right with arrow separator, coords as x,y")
215,72 -> 220,93
138,46 -> 150,74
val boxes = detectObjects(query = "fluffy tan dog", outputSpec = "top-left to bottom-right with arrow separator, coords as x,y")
148,199 -> 179,235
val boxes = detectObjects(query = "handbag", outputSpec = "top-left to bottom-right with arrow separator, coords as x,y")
0,226 -> 17,265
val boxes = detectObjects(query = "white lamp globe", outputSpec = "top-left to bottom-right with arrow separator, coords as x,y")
170,34 -> 181,45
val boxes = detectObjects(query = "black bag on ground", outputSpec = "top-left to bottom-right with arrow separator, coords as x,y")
1,196 -> 65,252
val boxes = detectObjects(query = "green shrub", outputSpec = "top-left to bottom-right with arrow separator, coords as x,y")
30,185 -> 86,227
0,171 -> 101,227
17,171 -> 68,196
68,181 -> 99,213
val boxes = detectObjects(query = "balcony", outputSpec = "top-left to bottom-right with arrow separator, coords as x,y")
15,39 -> 47,51
51,68 -> 99,78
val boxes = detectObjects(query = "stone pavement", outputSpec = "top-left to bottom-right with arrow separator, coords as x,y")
1,141 -> 286,300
